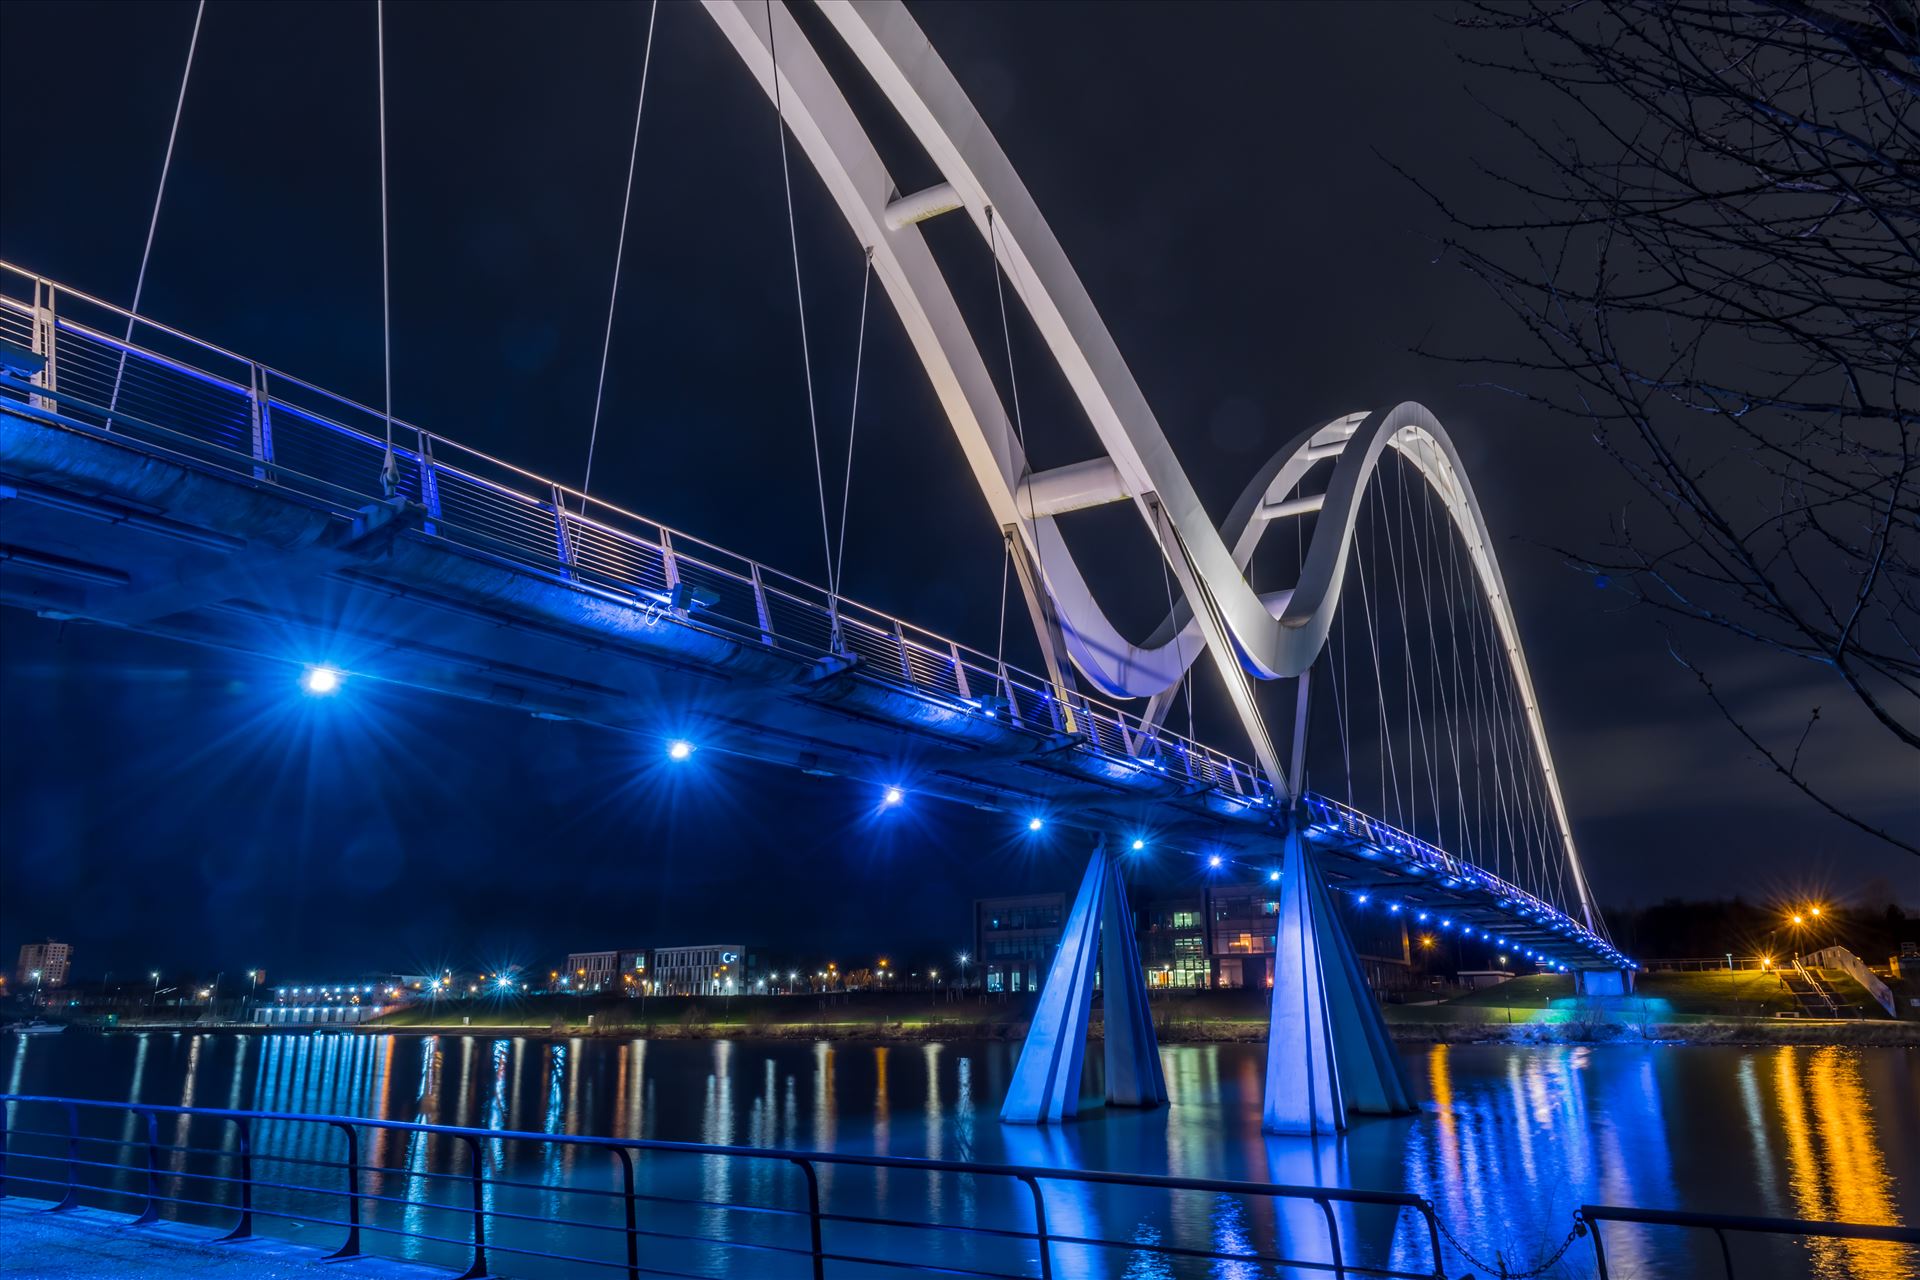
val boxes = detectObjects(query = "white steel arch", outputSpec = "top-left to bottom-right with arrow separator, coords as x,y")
700,0 -> 1598,931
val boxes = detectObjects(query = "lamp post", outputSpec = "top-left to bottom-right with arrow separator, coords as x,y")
31,969 -> 42,1004
150,971 -> 161,1007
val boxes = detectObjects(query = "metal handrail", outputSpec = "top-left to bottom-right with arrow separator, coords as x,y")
1578,1203 -> 1920,1279
1299,793 -> 1627,966
0,1095 -> 1446,1280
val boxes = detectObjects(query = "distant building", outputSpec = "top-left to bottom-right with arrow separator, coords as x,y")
565,949 -> 649,995
976,879 -> 1413,995
16,939 -> 72,988
650,945 -> 750,995
975,894 -> 1066,994
1137,896 -> 1208,988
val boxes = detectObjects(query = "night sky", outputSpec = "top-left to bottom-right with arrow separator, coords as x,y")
2,1 -> 1912,980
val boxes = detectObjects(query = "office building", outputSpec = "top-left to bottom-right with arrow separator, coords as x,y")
564,949 -> 649,994
16,939 -> 72,988
650,945 -> 751,995
974,893 -> 1066,994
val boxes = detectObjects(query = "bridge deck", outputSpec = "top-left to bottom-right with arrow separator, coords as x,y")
0,263 -> 1623,970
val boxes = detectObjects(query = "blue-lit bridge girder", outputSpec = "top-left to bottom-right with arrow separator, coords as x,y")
1264,831 -> 1416,1136
1000,840 -> 1167,1124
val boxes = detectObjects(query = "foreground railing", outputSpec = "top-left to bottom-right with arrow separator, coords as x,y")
1578,1204 -> 1920,1280
0,1095 -> 1445,1279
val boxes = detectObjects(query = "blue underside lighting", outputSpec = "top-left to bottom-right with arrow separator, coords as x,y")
1027,817 -> 1044,832
883,787 -> 904,806
1131,838 -> 1145,851
667,740 -> 694,761
301,665 -> 342,695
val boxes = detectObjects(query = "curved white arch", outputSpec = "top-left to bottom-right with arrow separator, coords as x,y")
700,0 -> 1598,931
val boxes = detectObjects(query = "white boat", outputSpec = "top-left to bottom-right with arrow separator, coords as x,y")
8,1020 -> 65,1035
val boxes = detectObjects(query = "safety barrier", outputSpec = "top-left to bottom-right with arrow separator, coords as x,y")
1,1095 -> 1447,1279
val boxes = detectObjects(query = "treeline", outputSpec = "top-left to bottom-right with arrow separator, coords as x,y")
1605,899 -> 1916,964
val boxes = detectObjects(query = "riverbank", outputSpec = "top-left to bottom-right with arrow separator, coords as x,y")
70,975 -> 1918,1047
85,1011 -> 1917,1049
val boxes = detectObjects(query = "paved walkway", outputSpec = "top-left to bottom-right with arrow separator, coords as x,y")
0,1202 -> 449,1280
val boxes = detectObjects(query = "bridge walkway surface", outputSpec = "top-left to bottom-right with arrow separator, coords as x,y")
0,1201 -> 451,1280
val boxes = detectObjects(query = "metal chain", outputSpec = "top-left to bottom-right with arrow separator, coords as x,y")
1433,1210 -> 1587,1280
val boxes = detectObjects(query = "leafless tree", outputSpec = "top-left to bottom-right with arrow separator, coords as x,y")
1416,1 -> 1919,854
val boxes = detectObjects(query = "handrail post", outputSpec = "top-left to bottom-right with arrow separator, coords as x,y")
615,1147 -> 638,1280
133,1109 -> 160,1225
660,529 -> 680,591
247,365 -> 272,479
789,1157 -> 824,1280
750,563 -> 775,644
51,1101 -> 81,1211
1587,1211 -> 1611,1279
325,1122 -> 362,1259
418,431 -> 442,533
1314,1196 -> 1346,1279
29,281 -> 56,413
1417,1199 -> 1444,1280
218,1118 -> 253,1241
893,622 -> 914,683
460,1134 -> 488,1280
1017,1173 -> 1052,1280
552,485 -> 577,578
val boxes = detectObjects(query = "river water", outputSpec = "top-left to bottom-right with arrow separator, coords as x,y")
3,1031 -> 1914,1279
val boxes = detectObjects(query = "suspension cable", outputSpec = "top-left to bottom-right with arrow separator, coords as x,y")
376,0 -> 397,497
580,0 -> 660,513
108,0 -> 206,422
765,0 -> 836,626
832,249 -> 874,599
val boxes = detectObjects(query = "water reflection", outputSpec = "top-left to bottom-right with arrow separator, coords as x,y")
1774,1047 -> 1907,1280
4,1033 -> 1914,1278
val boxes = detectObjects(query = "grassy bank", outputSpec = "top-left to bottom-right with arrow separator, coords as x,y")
349,983 -> 1916,1047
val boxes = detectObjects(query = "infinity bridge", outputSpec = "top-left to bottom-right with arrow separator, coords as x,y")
0,0 -> 1631,1138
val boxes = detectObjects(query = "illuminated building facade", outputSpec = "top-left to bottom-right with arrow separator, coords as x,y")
15,939 -> 72,988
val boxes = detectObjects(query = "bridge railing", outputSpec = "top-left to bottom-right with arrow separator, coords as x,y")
1298,794 -> 1626,966
0,263 -> 1267,803
0,1094 -> 1446,1280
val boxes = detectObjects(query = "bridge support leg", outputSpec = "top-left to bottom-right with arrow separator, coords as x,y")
1001,840 -> 1166,1124
1264,832 -> 1415,1136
